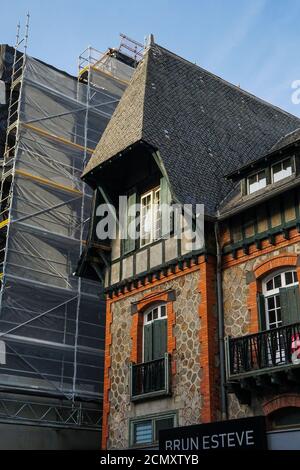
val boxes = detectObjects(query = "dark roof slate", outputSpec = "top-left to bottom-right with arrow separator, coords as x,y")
269,127 -> 300,153
82,43 -> 300,216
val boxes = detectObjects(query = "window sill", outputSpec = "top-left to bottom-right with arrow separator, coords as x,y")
131,389 -> 171,403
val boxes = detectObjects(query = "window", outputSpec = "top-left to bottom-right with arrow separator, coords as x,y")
247,171 -> 267,194
140,187 -> 161,247
258,269 -> 300,365
269,407 -> 300,430
121,177 -> 171,254
133,420 -> 152,445
131,413 -> 176,447
262,269 -> 299,330
272,158 -> 293,183
143,304 -> 167,362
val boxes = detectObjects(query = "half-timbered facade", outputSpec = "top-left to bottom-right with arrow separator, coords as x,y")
78,38 -> 300,449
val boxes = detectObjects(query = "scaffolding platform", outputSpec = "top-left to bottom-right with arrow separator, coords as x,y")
0,32 -> 139,432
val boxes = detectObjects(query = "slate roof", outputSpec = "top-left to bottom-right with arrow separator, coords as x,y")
82,42 -> 300,216
269,127 -> 300,153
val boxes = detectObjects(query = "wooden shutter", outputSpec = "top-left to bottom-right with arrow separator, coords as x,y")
143,324 -> 153,362
153,319 -> 167,360
160,176 -> 172,237
257,293 -> 266,331
123,192 -> 136,254
280,286 -> 300,325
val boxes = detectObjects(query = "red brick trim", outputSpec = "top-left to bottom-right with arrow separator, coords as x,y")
247,279 -> 260,334
130,289 -> 176,372
101,299 -> 113,450
222,228 -> 300,269
199,255 -> 220,422
130,312 -> 144,364
110,258 -> 201,300
254,253 -> 298,279
263,394 -> 300,416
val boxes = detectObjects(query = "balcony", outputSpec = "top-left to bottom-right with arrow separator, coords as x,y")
226,322 -> 300,395
129,353 -> 171,402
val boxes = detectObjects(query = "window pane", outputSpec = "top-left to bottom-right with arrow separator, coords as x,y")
248,171 -> 266,194
134,421 -> 152,444
272,162 -> 281,175
266,279 -> 273,291
283,159 -> 292,171
294,272 -> 298,283
273,159 -> 292,183
154,417 -> 174,441
140,188 -> 162,245
147,312 -> 152,322
270,407 -> 300,429
141,193 -> 152,246
268,310 -> 276,324
248,174 -> 257,185
285,272 -> 293,285
152,308 -> 158,320
160,305 -> 166,317
267,297 -> 275,310
274,275 -> 282,288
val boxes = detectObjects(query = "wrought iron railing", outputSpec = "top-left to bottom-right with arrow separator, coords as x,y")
226,322 -> 300,378
130,353 -> 171,401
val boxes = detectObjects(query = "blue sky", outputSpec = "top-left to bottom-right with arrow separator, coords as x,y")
2,0 -> 300,116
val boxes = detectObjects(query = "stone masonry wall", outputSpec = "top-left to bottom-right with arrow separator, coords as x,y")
107,270 -> 202,449
223,242 -> 300,419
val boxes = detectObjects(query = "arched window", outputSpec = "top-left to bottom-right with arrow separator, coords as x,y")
143,304 -> 167,362
268,407 -> 300,430
261,269 -> 299,330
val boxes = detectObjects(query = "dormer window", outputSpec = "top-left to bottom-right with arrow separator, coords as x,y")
121,177 -> 171,255
247,170 -> 266,194
271,158 -> 292,183
140,187 -> 161,247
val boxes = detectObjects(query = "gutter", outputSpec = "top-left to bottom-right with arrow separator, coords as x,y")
214,221 -> 228,420
218,176 -> 300,220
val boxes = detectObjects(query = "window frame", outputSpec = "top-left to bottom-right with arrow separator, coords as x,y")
143,303 -> 167,362
271,157 -> 293,184
262,268 -> 298,330
140,186 -> 161,248
247,170 -> 267,195
129,412 -> 177,448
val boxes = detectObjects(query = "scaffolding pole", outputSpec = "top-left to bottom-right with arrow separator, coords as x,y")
0,28 -> 137,422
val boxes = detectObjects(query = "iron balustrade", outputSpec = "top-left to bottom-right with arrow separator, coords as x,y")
130,353 -> 170,401
226,322 -> 300,378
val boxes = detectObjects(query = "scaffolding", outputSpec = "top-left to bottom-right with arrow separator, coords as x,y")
0,25 -> 138,429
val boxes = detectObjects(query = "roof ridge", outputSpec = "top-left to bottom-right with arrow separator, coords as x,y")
272,126 -> 300,145
82,47 -> 149,177
152,42 -> 300,123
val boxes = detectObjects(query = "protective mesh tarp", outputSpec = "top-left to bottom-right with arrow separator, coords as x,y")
0,53 -> 133,400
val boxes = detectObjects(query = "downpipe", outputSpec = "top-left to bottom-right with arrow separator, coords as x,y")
214,221 -> 228,420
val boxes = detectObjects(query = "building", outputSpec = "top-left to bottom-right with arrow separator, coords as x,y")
79,37 -> 300,450
0,34 -> 139,449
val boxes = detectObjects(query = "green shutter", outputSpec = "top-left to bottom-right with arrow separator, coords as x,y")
257,293 -> 266,331
144,324 -> 153,362
153,319 -> 167,360
257,294 -> 267,367
123,192 -> 136,254
280,286 -> 300,325
160,176 -> 172,237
